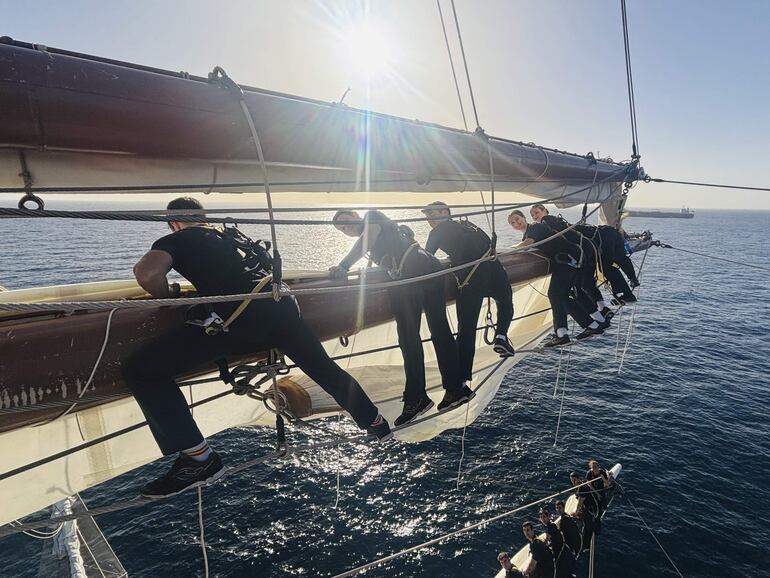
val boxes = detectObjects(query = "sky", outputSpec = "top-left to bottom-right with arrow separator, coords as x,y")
2,0 -> 769,209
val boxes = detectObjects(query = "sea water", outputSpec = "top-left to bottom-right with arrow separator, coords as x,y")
1,201 -> 768,577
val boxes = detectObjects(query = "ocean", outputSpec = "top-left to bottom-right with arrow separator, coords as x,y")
1,201 -> 769,577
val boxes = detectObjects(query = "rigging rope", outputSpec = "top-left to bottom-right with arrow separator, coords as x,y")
0,172 -> 625,314
330,476 -> 607,578
617,245 -> 650,374
645,177 -> 770,193
436,0 -> 469,132
653,242 -> 770,273
449,0 -> 480,129
620,0 -> 640,159
617,483 -> 684,577
197,487 -> 209,578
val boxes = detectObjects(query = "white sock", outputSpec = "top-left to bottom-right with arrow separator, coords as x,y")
496,334 -> 507,341
591,311 -> 606,323
588,321 -> 599,329
557,328 -> 568,338
597,300 -> 607,310
370,414 -> 384,427
182,440 -> 212,462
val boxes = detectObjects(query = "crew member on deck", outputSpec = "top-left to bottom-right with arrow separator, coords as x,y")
528,205 -> 611,330
125,198 -> 391,499
522,521 -> 555,578
330,210 -> 471,426
497,552 -> 525,578
422,201 -> 515,385
554,500 -> 582,558
508,210 -> 603,347
539,509 -> 574,578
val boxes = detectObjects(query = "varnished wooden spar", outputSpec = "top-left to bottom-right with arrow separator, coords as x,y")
0,38 -> 626,196
0,251 -> 548,433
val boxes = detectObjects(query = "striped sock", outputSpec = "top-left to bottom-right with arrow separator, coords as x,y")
182,440 -> 212,462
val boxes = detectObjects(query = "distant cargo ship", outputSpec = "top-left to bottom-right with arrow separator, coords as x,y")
625,207 -> 695,219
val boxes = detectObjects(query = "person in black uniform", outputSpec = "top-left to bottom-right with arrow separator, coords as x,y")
421,201 -> 515,383
330,210 -> 471,426
539,509 -> 574,578
570,471 -> 601,551
522,521 -> 555,578
508,210 -> 603,347
586,460 -> 614,513
554,500 -> 582,558
497,552 -> 525,578
126,198 -> 391,498
528,205 -> 611,330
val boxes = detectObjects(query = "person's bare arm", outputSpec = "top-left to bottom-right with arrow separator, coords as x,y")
515,238 -> 535,248
133,250 -> 175,297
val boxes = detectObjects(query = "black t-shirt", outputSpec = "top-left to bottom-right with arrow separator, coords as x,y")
364,210 -> 411,267
586,468 -> 608,493
524,221 -> 579,261
576,484 -> 600,516
529,539 -> 554,578
151,226 -> 260,296
504,568 -> 525,578
425,218 -> 491,267
544,521 -> 564,556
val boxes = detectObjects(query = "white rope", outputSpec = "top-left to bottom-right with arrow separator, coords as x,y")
197,487 -> 210,578
455,400 -> 471,490
435,0 -> 469,132
553,324 -> 573,447
618,247 -> 650,374
621,488 -> 684,577
0,175 -> 625,314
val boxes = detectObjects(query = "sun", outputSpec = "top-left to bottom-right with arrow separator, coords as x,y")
342,20 -> 395,80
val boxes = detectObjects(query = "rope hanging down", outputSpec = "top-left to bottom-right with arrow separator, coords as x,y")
449,0 -> 481,130
436,0 -> 469,132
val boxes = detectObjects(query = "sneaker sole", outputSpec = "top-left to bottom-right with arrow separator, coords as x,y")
492,345 -> 515,357
438,390 -> 477,412
394,399 -> 435,427
142,466 -> 227,500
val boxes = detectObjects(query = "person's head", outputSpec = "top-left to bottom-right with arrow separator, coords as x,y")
530,203 -> 549,223
166,197 -> 206,232
588,460 -> 600,473
538,509 -> 550,525
421,200 -> 451,229
497,551 -> 512,570
569,471 -> 582,486
555,500 -> 566,516
332,210 -> 364,237
508,209 -> 528,232
522,521 -> 536,541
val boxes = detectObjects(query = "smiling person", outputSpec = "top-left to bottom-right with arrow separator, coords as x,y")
522,521 -> 555,578
125,198 -> 392,498
422,201 -> 515,385
508,210 -> 602,347
330,209 -> 472,426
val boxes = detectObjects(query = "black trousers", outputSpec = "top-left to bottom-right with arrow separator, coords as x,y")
123,297 -> 379,455
388,249 -> 461,404
548,262 -> 593,331
574,241 -> 604,315
456,260 -> 514,381
598,228 -> 637,297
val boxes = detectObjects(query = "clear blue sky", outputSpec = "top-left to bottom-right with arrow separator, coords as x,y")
3,0 -> 769,208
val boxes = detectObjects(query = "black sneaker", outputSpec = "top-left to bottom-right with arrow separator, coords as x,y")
492,336 -> 515,357
600,307 -> 615,323
543,334 -> 571,348
394,396 -> 434,426
141,451 -> 225,499
437,385 -> 476,411
576,325 -> 604,340
367,415 -> 394,441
